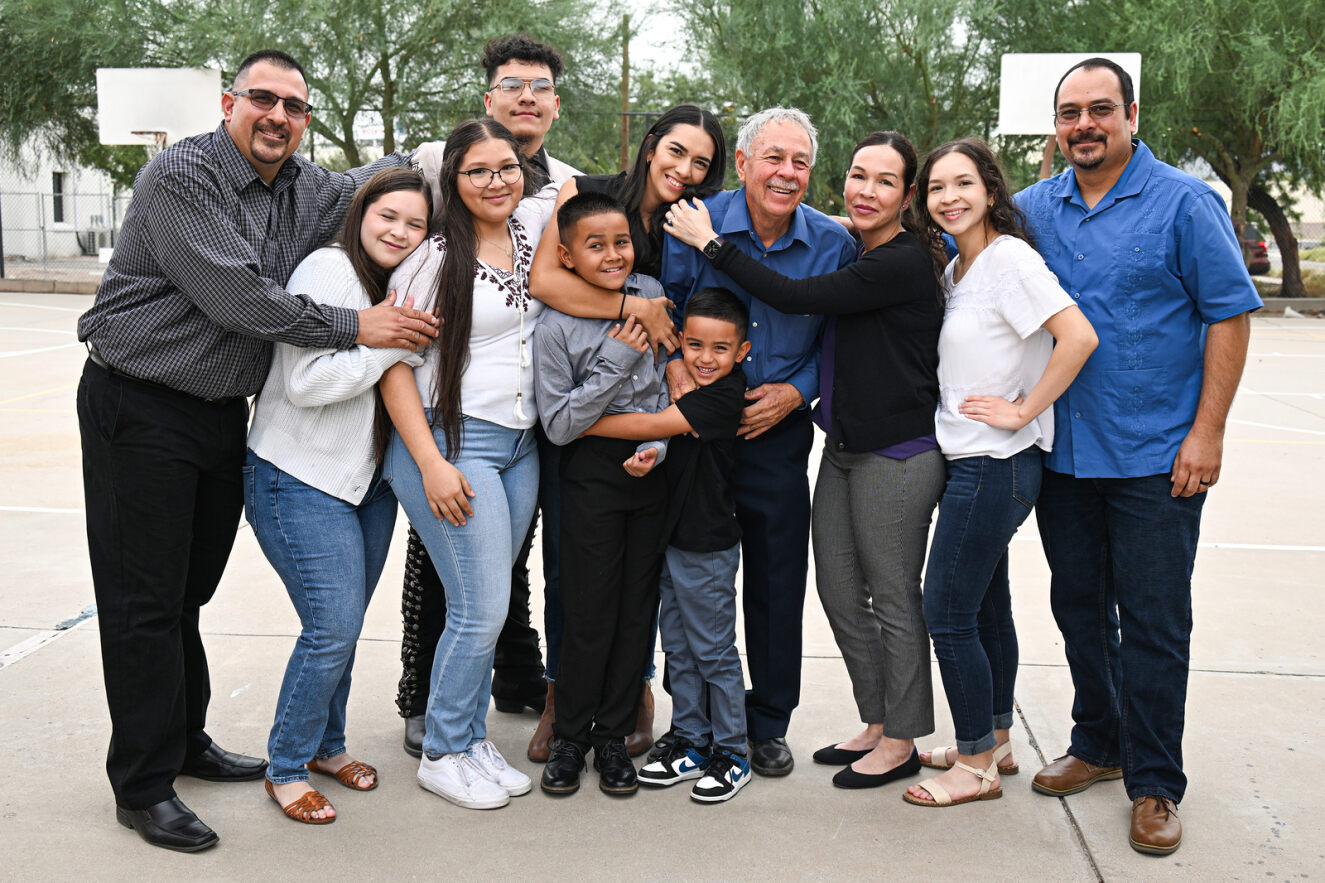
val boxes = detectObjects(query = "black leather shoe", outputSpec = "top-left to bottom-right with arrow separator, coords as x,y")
832,748 -> 921,789
116,797 -> 219,853
750,737 -> 795,777
541,739 -> 586,795
180,743 -> 268,782
593,739 -> 638,795
403,715 -> 424,758
813,743 -> 872,766
492,675 -> 548,714
646,727 -> 677,763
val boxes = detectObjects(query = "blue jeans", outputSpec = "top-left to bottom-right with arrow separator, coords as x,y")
924,448 -> 1041,756
243,451 -> 398,784
1036,470 -> 1205,803
658,544 -> 746,754
385,414 -> 538,756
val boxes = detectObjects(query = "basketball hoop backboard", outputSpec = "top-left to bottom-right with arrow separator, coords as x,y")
96,68 -> 222,148
999,53 -> 1142,136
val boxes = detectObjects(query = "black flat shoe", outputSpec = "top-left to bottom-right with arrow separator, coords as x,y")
832,748 -> 922,789
492,677 -> 548,714
541,739 -> 586,795
750,737 -> 794,777
116,797 -> 218,853
403,715 -> 424,758
593,739 -> 638,796
180,742 -> 268,782
812,743 -> 872,766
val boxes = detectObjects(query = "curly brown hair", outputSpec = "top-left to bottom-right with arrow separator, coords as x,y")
911,138 -> 1035,268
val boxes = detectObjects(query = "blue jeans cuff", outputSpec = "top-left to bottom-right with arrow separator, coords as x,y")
957,730 -> 998,756
992,711 -> 1014,731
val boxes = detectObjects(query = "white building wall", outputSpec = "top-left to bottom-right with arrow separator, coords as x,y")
1,147 -> 120,261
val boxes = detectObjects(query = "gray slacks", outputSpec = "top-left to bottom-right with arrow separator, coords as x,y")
812,443 -> 943,737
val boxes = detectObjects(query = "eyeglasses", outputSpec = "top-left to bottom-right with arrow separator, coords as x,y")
230,89 -> 314,117
489,77 -> 555,96
1053,103 -> 1125,126
459,163 -> 523,187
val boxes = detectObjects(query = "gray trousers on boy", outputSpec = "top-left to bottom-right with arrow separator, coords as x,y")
657,543 -> 747,754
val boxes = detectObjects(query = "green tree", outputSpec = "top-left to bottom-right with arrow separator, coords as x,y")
672,0 -> 1003,211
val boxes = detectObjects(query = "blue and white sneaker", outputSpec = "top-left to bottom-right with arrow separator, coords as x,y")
690,749 -> 751,803
638,743 -> 710,787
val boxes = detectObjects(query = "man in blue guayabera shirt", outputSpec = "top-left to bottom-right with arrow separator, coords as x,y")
1016,57 -> 1261,858
661,107 -> 856,777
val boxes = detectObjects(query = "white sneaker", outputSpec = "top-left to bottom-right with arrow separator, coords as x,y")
417,753 -> 510,809
469,740 -> 532,796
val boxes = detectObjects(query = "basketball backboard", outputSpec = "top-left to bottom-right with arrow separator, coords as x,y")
999,53 -> 1142,136
96,68 -> 222,148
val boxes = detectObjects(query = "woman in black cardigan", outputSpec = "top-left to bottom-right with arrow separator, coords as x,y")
665,131 -> 945,788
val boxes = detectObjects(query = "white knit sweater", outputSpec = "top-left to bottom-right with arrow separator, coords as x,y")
248,247 -> 423,504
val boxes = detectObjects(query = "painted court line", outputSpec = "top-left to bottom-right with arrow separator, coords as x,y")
0,606 -> 96,671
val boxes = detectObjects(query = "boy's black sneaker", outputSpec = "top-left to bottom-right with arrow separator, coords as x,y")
690,749 -> 752,803
647,727 -> 678,763
639,743 -> 710,786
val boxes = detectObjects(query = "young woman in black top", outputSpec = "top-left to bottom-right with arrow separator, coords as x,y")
665,131 -> 946,789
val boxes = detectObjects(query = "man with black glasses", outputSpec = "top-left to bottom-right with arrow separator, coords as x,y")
1016,57 -> 1260,856
402,34 -> 583,764
77,49 -> 436,853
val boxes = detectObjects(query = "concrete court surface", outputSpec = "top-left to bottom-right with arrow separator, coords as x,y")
0,292 -> 1321,881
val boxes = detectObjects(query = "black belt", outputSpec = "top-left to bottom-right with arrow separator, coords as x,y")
86,344 -> 238,405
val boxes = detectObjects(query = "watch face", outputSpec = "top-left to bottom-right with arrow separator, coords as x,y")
704,237 -> 722,259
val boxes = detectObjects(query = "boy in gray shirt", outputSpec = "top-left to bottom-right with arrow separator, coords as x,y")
532,192 -> 669,797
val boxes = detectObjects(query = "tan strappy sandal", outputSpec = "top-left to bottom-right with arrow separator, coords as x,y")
903,758 -> 1004,807
920,740 -> 1019,775
306,759 -> 378,791
266,779 -> 336,824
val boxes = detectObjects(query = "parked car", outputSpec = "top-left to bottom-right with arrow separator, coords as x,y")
1243,224 -> 1271,275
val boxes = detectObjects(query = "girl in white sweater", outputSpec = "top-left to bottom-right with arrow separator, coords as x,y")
246,168 -> 430,824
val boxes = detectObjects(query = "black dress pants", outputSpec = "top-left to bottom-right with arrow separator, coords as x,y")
77,359 -> 246,809
731,408 -> 813,741
553,437 -> 666,751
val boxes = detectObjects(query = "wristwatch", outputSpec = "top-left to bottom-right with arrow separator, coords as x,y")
702,235 -> 725,262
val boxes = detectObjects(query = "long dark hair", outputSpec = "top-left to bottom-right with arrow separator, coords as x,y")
335,167 -> 431,464
430,118 -> 540,458
621,104 -> 727,273
912,138 -> 1034,271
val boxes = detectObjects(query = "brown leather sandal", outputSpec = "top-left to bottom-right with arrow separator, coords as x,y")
306,759 -> 378,791
265,779 -> 335,824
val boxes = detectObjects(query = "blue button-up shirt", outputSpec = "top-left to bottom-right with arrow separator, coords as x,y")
1016,140 -> 1261,478
660,188 -> 857,405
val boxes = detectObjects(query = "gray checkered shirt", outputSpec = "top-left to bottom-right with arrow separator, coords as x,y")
78,123 -> 406,400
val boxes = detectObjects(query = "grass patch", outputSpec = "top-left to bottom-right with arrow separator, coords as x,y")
1301,246 -> 1325,261
1255,270 -> 1325,299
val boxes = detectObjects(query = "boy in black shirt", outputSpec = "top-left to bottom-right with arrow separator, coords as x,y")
580,288 -> 753,803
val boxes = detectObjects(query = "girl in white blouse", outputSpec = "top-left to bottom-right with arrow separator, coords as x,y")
903,139 -> 1097,808
380,119 -> 557,810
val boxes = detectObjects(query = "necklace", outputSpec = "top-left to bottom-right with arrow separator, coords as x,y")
478,233 -> 513,260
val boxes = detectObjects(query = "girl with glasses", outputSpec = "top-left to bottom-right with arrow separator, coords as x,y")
379,118 -> 558,810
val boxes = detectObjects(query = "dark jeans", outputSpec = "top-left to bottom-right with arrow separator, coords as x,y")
1036,469 -> 1206,803
732,408 -> 813,740
924,448 -> 1040,755
77,359 -> 245,808
396,427 -> 556,718
553,437 -> 666,751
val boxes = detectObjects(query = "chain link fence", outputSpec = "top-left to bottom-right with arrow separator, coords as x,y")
0,169 -> 129,280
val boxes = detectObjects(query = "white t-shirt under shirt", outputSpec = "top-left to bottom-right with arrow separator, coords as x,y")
935,235 -> 1074,460
388,184 -> 557,430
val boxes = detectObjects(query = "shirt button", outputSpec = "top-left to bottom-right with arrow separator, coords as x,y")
1074,411 -> 1082,418
632,374 -> 638,380
746,356 -> 752,362
1076,253 -> 1084,260
837,442 -> 845,450
1073,292 -> 1080,299
1133,386 -> 1141,393
752,321 -> 758,327
1133,247 -> 1141,252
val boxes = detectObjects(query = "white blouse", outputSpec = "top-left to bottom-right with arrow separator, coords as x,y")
935,235 -> 1074,460
388,184 -> 557,429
